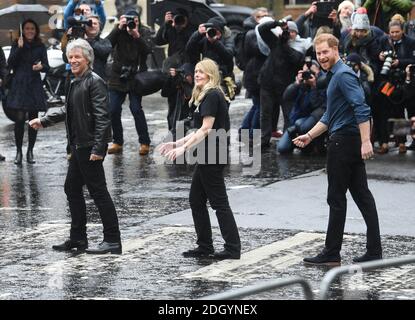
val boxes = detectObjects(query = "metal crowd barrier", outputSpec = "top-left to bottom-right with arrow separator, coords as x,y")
199,255 -> 415,300
200,277 -> 314,300
319,255 -> 415,300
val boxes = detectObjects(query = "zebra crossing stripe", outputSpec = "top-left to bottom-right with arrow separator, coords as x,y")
181,232 -> 328,280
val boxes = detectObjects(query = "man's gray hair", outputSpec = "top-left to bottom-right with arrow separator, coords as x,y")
66,38 -> 94,67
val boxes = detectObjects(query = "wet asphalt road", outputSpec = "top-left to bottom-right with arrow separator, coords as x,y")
0,89 -> 414,301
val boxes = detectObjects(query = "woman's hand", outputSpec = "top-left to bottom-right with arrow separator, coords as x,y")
18,36 -> 24,48
90,154 -> 103,161
32,61 -> 42,71
157,142 -> 176,156
29,118 -> 43,130
165,146 -> 186,161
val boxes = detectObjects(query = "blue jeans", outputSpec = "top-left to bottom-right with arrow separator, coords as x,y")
277,116 -> 317,154
240,95 -> 260,138
109,90 -> 150,145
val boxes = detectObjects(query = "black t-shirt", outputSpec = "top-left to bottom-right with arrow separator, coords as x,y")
192,88 -> 230,165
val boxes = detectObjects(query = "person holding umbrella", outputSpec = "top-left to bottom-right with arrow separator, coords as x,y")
6,19 -> 49,165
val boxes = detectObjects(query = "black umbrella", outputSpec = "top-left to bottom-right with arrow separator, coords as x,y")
0,4 -> 50,30
150,0 -> 223,27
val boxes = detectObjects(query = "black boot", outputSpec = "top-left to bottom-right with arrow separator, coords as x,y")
0,154 -> 5,161
14,149 -> 22,165
27,149 -> 35,164
27,121 -> 37,164
14,120 -> 24,165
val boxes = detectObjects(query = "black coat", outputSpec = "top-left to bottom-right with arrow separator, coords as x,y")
185,30 -> 234,78
258,21 -> 304,92
40,69 -> 112,156
242,28 -> 266,95
6,40 -> 49,111
0,47 -> 6,81
154,22 -> 196,63
87,35 -> 112,80
380,35 -> 415,69
107,25 -> 152,92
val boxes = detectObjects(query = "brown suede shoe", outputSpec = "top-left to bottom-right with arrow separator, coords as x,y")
108,143 -> 123,154
398,143 -> 407,154
139,144 -> 150,155
376,143 -> 389,154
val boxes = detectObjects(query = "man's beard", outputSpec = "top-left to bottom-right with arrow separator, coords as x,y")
340,16 -> 352,32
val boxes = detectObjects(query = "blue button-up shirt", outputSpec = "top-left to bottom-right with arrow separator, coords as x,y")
320,59 -> 371,136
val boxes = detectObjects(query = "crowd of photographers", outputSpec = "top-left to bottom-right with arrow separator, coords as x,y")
1,0 -> 415,163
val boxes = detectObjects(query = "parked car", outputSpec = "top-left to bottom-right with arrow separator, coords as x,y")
206,0 -> 253,34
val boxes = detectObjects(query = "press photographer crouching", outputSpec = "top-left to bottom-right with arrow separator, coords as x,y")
377,20 -> 415,154
106,10 -> 153,155
278,58 -> 327,154
161,63 -> 194,136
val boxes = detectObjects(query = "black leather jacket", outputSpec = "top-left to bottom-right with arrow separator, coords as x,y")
40,69 -> 112,156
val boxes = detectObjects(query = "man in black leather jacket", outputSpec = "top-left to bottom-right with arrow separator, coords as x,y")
30,39 -> 122,255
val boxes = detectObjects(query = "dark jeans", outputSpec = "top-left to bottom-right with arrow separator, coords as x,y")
189,164 -> 241,254
65,146 -> 120,243
109,89 -> 150,145
325,134 -> 382,257
260,88 -> 282,146
240,94 -> 260,138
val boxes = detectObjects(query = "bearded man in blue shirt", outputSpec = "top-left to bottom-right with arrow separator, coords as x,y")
293,33 -> 382,266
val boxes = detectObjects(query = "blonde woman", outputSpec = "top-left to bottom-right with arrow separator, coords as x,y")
158,58 -> 241,260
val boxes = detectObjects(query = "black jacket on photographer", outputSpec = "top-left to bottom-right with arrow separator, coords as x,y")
154,19 -> 196,68
86,35 -> 112,80
258,21 -> 304,93
379,35 -> 415,71
185,17 -> 234,78
107,22 -> 152,92
243,27 -> 267,96
40,69 -> 112,156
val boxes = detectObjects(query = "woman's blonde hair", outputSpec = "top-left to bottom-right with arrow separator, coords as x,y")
189,58 -> 225,107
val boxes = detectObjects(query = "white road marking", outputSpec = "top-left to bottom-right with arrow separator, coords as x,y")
181,232 -> 332,281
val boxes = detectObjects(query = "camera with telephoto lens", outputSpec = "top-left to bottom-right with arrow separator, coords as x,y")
203,23 -> 217,38
120,66 -> 134,82
380,50 -> 396,76
67,16 -> 93,40
123,15 -> 137,30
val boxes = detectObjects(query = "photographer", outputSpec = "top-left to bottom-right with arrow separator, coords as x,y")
106,10 -> 153,156
296,1 -> 340,40
84,15 -> 112,80
377,20 -> 415,154
185,17 -> 235,100
154,8 -> 196,131
161,63 -> 194,134
278,60 -> 327,154
64,0 -> 106,30
340,10 -> 382,76
257,19 -> 304,148
345,53 -> 375,105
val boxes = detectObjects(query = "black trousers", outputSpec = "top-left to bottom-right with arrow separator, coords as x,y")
189,164 -> 241,254
65,146 -> 120,243
260,88 -> 282,146
325,134 -> 382,257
